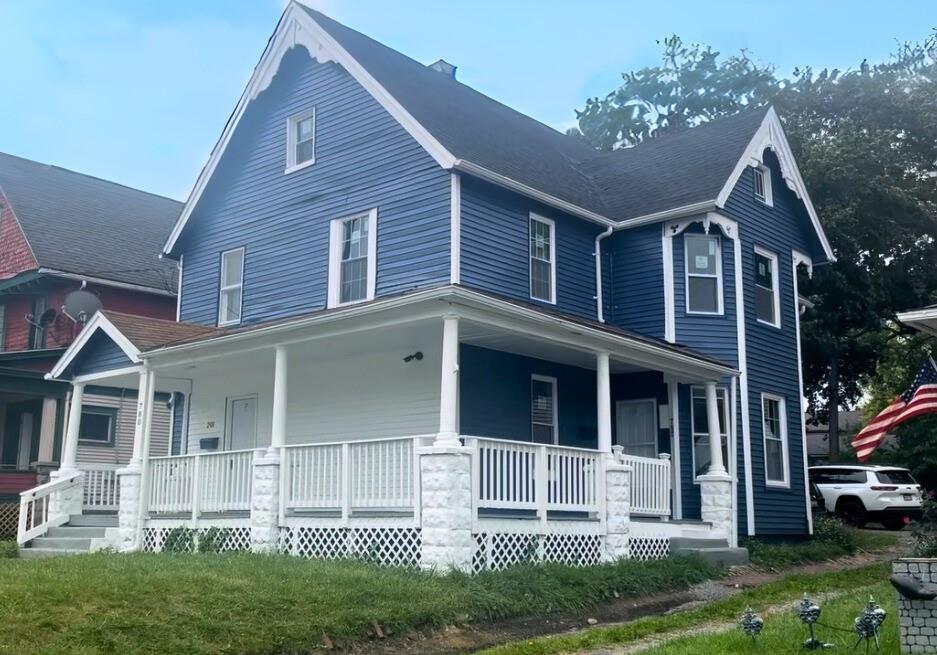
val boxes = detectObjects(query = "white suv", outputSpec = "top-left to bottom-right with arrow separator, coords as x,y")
809,465 -> 923,530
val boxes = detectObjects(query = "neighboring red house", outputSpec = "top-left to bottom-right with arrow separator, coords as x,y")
0,151 -> 180,525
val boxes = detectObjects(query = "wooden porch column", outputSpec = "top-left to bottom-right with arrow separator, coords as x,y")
130,369 -> 150,464
435,313 -> 460,447
271,345 -> 288,451
596,352 -> 613,454
60,382 -> 85,471
704,381 -> 726,475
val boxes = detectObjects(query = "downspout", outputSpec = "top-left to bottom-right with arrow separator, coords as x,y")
594,226 -> 614,323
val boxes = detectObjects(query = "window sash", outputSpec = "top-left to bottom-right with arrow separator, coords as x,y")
685,235 -> 722,314
218,249 -> 244,326
529,216 -> 555,303
690,387 -> 729,479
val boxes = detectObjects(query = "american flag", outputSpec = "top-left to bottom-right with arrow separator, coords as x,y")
852,358 -> 937,461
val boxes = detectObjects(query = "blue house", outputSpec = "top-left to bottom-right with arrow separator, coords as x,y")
25,3 -> 833,567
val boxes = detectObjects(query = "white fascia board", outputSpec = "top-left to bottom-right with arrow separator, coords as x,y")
37,269 -> 176,298
48,313 -> 142,379
715,107 -> 835,262
162,2 -> 458,256
898,308 -> 937,337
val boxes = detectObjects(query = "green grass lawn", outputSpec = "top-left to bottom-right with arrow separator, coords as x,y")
746,524 -> 898,567
0,552 -> 715,655
478,563 -> 892,655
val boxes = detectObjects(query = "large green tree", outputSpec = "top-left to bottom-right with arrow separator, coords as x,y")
575,34 -> 937,460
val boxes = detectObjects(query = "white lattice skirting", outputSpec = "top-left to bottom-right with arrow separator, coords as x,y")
278,527 -> 422,568
628,536 -> 671,561
0,502 -> 18,540
142,526 -> 252,553
472,532 -> 604,572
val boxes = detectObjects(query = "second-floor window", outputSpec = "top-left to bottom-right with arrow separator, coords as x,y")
328,209 -> 377,307
529,214 -> 556,303
218,248 -> 245,326
754,247 -> 780,327
29,296 -> 47,349
753,165 -> 773,205
685,234 -> 723,315
286,109 -> 316,172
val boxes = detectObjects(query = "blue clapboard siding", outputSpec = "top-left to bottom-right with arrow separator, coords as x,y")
67,331 -> 133,377
607,225 -> 666,338
724,149 -> 817,535
460,177 -> 604,320
175,46 -> 451,326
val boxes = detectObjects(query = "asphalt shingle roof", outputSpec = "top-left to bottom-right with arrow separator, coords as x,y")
0,152 -> 181,293
304,5 -> 770,223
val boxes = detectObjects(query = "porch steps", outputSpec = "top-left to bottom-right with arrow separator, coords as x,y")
670,537 -> 750,568
18,514 -> 117,559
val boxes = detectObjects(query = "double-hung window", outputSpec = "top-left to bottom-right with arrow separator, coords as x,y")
690,386 -> 729,479
529,214 -> 556,304
753,165 -> 773,205
328,209 -> 377,307
286,109 -> 316,172
762,394 -> 789,486
754,247 -> 780,327
218,248 -> 245,326
685,234 -> 722,314
530,375 -> 558,444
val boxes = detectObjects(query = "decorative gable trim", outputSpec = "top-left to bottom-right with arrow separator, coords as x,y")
716,107 -> 835,262
162,2 -> 457,256
48,312 -> 141,380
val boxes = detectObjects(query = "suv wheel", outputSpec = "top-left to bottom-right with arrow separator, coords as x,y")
836,498 -> 867,527
881,516 -> 907,531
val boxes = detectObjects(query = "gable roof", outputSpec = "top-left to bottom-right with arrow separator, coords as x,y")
163,2 -> 833,262
0,152 -> 182,294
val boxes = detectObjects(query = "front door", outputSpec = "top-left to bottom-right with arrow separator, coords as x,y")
615,399 -> 658,458
227,396 -> 257,451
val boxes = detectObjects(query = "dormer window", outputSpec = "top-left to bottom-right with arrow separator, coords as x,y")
286,109 -> 316,172
753,165 -> 773,206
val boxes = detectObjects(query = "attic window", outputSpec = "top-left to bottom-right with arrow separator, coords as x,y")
286,109 -> 316,172
753,165 -> 773,206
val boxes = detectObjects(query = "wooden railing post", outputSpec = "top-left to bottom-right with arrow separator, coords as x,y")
340,443 -> 351,524
191,454 -> 201,526
536,445 -> 548,526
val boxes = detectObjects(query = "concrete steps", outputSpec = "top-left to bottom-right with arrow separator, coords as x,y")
18,514 -> 116,559
670,537 -> 750,568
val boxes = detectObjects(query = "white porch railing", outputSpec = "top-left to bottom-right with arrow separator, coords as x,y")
280,436 -> 430,519
80,464 -> 120,511
621,452 -> 672,517
148,450 -> 254,516
465,437 -> 603,518
17,471 -> 82,544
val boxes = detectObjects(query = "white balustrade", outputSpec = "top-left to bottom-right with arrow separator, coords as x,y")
80,464 -> 120,511
148,450 -> 253,516
17,471 -> 82,544
465,437 -> 603,517
621,452 -> 672,517
281,436 -> 426,518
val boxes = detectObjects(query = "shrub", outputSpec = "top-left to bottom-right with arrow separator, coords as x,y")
912,492 -> 937,557
812,515 -> 855,551
0,541 -> 17,559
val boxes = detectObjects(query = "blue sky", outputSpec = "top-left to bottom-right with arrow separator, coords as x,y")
0,0 -> 933,201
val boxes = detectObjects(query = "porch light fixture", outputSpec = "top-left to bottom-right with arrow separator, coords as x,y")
402,351 -> 423,363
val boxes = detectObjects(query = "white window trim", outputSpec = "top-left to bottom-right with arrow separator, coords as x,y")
77,405 -> 117,447
531,374 -> 559,445
761,393 -> 790,488
754,246 -> 781,328
690,385 -> 729,483
327,208 -> 378,309
753,164 -> 773,206
529,213 -> 557,305
217,247 -> 245,327
684,233 -> 724,316
285,108 -> 316,174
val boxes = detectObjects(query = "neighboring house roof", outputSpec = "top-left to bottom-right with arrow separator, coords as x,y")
0,151 -> 182,294
898,305 -> 937,336
163,2 -> 835,262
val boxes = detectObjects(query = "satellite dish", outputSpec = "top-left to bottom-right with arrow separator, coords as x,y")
38,308 -> 57,326
63,289 -> 102,323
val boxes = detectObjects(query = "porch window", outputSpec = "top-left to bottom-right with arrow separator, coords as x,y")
529,214 -> 556,304
328,209 -> 377,307
286,109 -> 315,172
78,406 -> 117,446
531,375 -> 558,444
753,165 -> 773,205
690,386 -> 729,479
754,247 -> 780,327
684,234 -> 722,315
762,394 -> 789,486
218,248 -> 245,326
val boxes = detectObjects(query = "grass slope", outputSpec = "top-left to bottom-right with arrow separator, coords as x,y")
0,552 -> 715,655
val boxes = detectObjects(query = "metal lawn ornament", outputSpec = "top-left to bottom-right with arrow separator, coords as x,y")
852,595 -> 886,654
797,594 -> 833,650
738,606 -> 764,643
